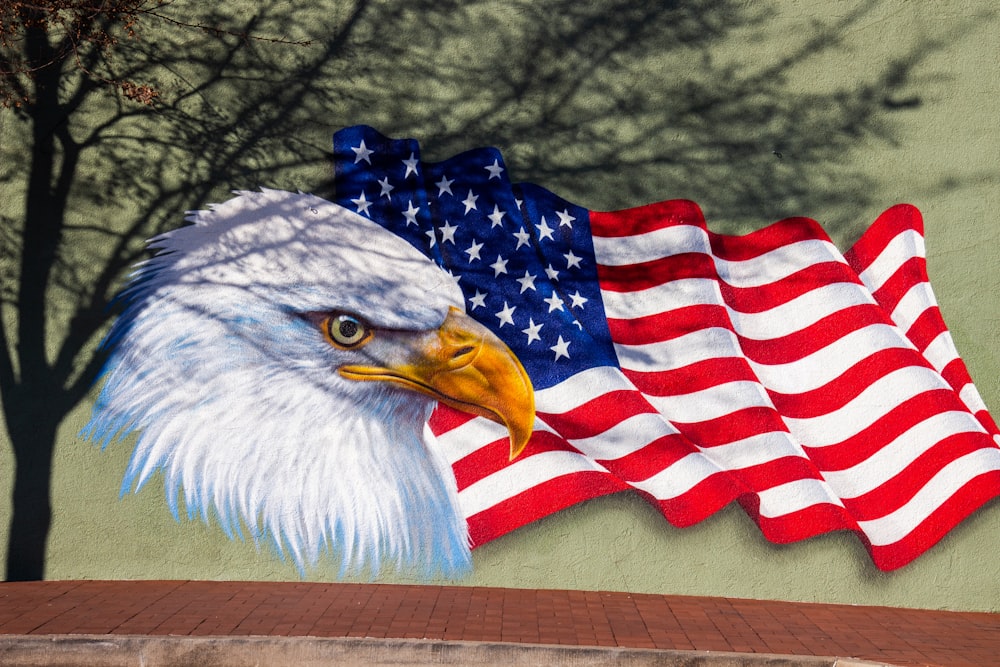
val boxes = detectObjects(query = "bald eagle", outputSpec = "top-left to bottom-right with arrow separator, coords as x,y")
85,189 -> 534,577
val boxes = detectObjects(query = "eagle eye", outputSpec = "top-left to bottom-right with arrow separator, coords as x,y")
324,313 -> 372,349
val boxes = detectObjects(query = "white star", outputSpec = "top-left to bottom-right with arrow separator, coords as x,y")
439,220 -> 458,245
569,291 -> 588,308
515,197 -> 523,209
515,270 -> 537,294
489,255 -> 509,277
537,216 -> 554,241
403,152 -> 419,178
468,290 -> 487,310
557,209 -> 576,228
512,227 -> 531,250
402,200 -> 420,227
550,336 -> 571,361
495,301 -> 516,328
543,292 -> 565,313
521,318 -> 543,345
351,191 -> 372,216
436,175 -> 454,196
352,140 -> 373,164
465,239 -> 483,262
545,264 -> 560,281
377,177 -> 394,199
425,228 -> 436,247
487,205 -> 506,228
462,190 -> 479,214
485,158 -> 504,180
564,250 -> 582,269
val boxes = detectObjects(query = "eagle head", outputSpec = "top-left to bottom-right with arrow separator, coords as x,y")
84,189 -> 534,578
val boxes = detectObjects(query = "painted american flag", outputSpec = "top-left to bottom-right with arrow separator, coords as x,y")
333,125 -> 1000,571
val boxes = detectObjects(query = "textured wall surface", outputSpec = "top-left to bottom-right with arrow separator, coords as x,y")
1,1 -> 999,611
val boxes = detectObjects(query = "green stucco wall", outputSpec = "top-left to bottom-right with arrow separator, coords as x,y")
2,0 -> 1000,611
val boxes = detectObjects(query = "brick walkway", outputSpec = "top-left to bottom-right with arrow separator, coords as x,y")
1,581 -> 998,666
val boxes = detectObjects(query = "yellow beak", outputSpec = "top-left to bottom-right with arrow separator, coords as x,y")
338,307 -> 535,460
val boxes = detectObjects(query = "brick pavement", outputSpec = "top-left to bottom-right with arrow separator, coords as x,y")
1,581 -> 998,666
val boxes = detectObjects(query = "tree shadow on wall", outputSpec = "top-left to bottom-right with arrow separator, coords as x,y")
0,0 -> 967,579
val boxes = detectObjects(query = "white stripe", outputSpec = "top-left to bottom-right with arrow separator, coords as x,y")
857,229 -> 925,293
715,240 -> 846,288
960,383 -> 990,415
697,431 -> 809,470
614,327 -> 742,373
630,452 -> 724,499
436,417 -> 509,465
859,448 -> 1000,546
595,226 -> 845,289
747,324 -> 913,394
922,329 -> 960,373
643,381 -> 773,424
534,366 -> 636,413
755,478 -> 846,518
568,412 -> 680,461
458,450 -> 608,517
600,257 -> 862,328
580,422 -> 811,480
784,366 -> 960,447
601,277 -> 722,321
592,224 -> 710,266
728,282 -> 875,340
889,283 -> 936,331
820,411 -> 987,498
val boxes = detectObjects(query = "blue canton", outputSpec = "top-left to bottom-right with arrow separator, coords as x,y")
333,126 -> 618,390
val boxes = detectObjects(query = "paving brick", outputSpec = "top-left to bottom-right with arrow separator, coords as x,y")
1,581 -> 999,665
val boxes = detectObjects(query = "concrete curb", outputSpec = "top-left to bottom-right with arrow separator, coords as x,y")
0,635 -> 898,666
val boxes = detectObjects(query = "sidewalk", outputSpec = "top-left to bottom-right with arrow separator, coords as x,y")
1,581 -> 998,666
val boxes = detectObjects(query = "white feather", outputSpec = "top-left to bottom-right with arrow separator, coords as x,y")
85,189 -> 471,577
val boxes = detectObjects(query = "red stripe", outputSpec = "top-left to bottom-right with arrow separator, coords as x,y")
867,469 -> 1000,570
622,357 -> 759,397
707,217 -> 831,261
803,389 -> 973,470
597,434 -> 698,481
592,204 -> 834,263
467,473 -> 628,546
429,404 -> 477,435
903,306 -> 947,352
598,252 -> 714,292
975,410 -> 1000,437
599,255 -> 863,318
766,348 -> 932,419
938,358 -> 999,435
452,431 -> 574,492
845,204 -> 924,274
536,390 -> 657,440
940,358 -> 973,394
671,407 -> 789,448
590,200 -> 706,237
607,304 -> 732,345
736,305 -> 890,365
726,456 -> 825,493
643,474 -> 745,527
746,496 -> 858,544
840,434 -> 998,521
870,256 -> 928,314
717,262 -> 863,314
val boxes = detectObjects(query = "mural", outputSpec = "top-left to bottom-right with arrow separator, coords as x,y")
85,126 -> 1000,577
